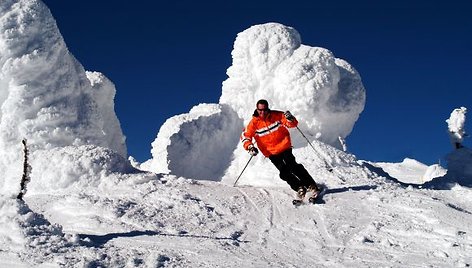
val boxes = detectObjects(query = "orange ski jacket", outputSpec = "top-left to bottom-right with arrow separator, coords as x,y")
241,110 -> 298,157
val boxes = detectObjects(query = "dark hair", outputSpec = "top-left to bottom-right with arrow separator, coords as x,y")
256,99 -> 269,107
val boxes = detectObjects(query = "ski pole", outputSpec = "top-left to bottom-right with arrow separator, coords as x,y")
233,155 -> 254,187
296,126 -> 334,172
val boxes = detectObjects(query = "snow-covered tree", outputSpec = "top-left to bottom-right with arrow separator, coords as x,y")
446,107 -> 467,149
0,0 -> 127,195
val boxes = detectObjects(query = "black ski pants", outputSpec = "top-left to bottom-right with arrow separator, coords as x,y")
269,148 -> 317,192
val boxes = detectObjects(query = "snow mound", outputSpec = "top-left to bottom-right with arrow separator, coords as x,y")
26,145 -> 136,195
371,158 -> 447,185
423,164 -> 448,182
220,22 -> 366,148
142,104 -> 243,181
0,0 -> 126,195
0,198 -> 78,264
222,138 -> 381,188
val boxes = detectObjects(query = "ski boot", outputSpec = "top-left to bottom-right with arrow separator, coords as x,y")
307,184 -> 322,204
292,186 -> 306,206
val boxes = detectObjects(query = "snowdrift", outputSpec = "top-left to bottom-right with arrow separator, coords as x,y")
0,198 -> 78,263
369,158 -> 447,185
27,145 -> 136,195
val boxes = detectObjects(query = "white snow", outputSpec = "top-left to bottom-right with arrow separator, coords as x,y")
370,158 -> 447,185
27,145 -> 136,195
142,103 -> 243,181
0,198 -> 80,264
0,1 -> 471,267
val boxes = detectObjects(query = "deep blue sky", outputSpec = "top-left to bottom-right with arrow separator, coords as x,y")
42,1 -> 471,165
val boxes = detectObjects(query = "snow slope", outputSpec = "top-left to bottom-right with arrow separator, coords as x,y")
2,148 -> 472,267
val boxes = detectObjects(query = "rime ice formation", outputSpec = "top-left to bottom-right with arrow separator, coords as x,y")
446,107 -> 467,149
444,107 -> 471,185
220,23 -> 366,148
142,104 -> 243,181
0,0 -> 127,195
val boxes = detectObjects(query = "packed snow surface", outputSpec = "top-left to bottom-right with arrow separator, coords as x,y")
0,1 -> 471,267
2,148 -> 472,267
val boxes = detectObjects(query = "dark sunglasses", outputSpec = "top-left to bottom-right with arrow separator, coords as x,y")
257,108 -> 269,112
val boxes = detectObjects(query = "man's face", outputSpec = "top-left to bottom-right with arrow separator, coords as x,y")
257,104 -> 269,118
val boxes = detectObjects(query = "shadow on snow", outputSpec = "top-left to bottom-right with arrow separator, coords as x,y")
78,230 -> 250,248
324,184 -> 378,195
312,184 -> 378,204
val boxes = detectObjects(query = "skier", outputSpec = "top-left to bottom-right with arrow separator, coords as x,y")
241,99 -> 321,202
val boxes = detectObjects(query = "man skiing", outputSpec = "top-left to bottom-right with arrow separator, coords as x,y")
241,99 -> 321,202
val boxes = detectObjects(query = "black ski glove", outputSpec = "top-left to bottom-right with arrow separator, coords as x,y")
247,145 -> 259,156
284,111 -> 295,121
